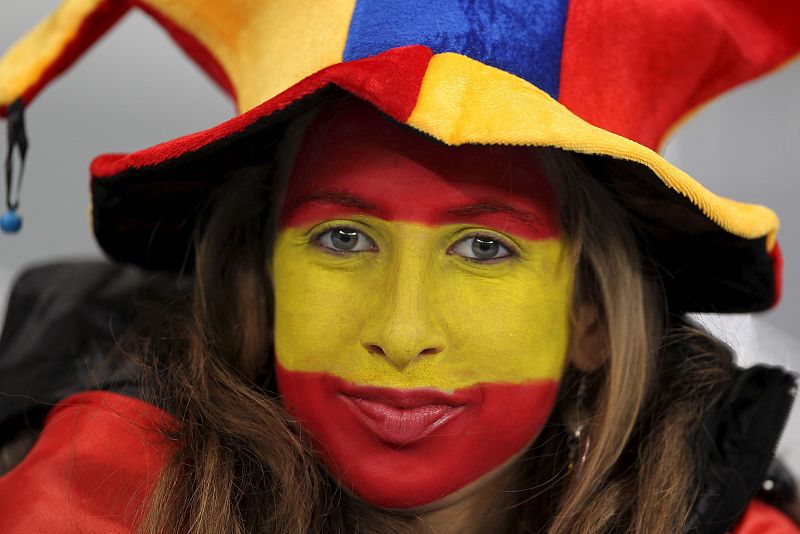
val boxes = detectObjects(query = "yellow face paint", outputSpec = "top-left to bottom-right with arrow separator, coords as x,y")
272,98 -> 574,509
273,217 -> 572,391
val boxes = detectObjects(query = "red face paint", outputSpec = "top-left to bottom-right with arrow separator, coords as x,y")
273,99 -> 570,509
279,100 -> 559,240
276,364 -> 559,508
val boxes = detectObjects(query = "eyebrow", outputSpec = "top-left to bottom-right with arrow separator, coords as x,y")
288,190 -> 379,213
444,201 -> 544,228
287,191 -> 546,231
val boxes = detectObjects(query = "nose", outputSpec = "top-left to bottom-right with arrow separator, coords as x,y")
360,248 -> 446,371
362,342 -> 443,371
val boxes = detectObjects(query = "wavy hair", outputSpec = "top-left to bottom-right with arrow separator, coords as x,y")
130,107 -> 735,534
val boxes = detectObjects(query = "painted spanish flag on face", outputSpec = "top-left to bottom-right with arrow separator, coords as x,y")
272,100 -> 573,509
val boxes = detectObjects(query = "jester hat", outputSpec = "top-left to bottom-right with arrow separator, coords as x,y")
1,0 -> 799,313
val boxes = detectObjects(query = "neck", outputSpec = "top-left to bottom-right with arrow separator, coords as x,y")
408,466 -> 518,534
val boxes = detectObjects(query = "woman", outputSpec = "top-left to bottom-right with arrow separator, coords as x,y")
0,1 -> 798,532
128,96 -> 793,533
120,96 -> 792,533
0,95 -> 796,533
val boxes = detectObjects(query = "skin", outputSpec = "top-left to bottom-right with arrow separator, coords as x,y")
271,100 -> 575,521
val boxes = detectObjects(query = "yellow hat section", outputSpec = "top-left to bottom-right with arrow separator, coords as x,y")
0,0 -> 356,113
406,53 -> 780,250
144,0 -> 356,112
0,0 -> 105,107
272,219 -> 573,391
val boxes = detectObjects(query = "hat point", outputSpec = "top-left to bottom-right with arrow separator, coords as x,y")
1,209 -> 22,234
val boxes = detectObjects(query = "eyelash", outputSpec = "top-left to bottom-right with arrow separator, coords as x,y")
312,225 -> 517,262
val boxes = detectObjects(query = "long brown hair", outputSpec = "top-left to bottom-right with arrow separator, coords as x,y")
129,117 -> 735,533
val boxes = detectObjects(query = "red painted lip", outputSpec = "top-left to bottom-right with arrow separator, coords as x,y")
338,384 -> 479,447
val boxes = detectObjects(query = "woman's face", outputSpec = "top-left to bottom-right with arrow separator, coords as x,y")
272,101 -> 573,509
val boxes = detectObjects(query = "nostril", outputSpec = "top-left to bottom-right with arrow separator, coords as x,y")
365,344 -> 386,357
362,342 -> 443,369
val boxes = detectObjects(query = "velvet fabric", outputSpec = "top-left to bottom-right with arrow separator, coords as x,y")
343,0 -> 569,98
0,1 -> 798,312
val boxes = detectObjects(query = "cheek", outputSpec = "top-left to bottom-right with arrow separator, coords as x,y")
435,240 -> 573,383
272,232 -> 374,375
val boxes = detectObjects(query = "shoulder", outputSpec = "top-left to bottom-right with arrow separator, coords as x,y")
0,261 -> 185,531
734,499 -> 800,534
0,390 -> 175,533
0,260 -> 186,423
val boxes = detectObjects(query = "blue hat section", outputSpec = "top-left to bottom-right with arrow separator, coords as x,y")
343,0 -> 570,99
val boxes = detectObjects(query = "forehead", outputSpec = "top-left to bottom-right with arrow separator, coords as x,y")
282,100 -> 559,233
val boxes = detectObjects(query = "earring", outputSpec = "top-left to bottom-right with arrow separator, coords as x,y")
567,374 -> 590,474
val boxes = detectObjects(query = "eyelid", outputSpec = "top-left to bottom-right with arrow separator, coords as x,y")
303,217 -> 378,237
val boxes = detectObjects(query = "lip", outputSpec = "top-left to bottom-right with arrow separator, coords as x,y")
338,383 -> 479,447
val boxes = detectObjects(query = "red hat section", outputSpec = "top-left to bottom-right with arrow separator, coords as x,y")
560,0 -> 800,150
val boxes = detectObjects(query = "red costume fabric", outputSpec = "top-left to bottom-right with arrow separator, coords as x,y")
0,392 -> 172,533
737,499 -> 800,534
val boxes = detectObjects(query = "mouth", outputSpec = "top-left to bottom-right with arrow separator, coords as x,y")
339,383 -> 475,447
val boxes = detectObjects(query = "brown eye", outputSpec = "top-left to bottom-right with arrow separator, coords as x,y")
451,235 -> 513,261
317,227 -> 375,253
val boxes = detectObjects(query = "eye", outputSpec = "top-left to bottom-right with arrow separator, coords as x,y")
450,235 -> 514,262
315,226 -> 376,253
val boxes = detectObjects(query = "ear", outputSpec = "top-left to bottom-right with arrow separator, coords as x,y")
569,303 -> 607,372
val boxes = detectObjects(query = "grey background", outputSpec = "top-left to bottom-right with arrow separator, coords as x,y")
0,3 -> 798,335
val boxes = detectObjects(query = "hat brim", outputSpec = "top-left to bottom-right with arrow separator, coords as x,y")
90,45 -> 780,313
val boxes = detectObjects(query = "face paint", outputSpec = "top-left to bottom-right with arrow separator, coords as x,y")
272,100 -> 573,509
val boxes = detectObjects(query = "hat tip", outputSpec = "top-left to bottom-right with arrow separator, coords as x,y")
1,209 -> 22,233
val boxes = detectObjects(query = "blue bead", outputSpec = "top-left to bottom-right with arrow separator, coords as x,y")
1,210 -> 22,233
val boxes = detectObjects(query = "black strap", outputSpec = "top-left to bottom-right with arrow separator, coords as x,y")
5,98 -> 28,212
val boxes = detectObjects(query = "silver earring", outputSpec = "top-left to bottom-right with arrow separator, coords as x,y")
567,374 -> 590,474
